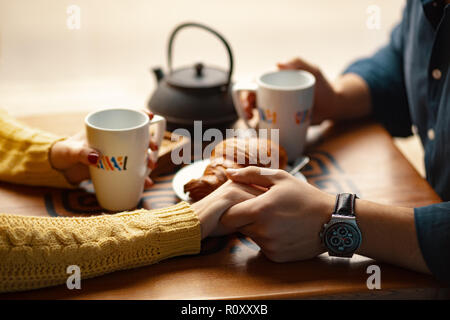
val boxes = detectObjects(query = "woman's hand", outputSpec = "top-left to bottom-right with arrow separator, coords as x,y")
191,180 -> 263,239
244,57 -> 338,125
49,111 -> 158,186
221,166 -> 335,262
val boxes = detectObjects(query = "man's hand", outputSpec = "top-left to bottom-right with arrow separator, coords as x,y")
220,166 -> 430,274
277,58 -> 338,124
221,166 -> 335,262
191,180 -> 263,239
49,111 -> 158,186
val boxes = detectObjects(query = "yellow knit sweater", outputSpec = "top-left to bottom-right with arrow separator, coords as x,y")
0,110 -> 201,293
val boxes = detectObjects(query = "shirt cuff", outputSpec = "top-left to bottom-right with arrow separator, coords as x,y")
343,60 -> 412,138
414,202 -> 450,284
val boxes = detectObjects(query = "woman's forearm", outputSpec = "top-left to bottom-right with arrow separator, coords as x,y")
0,109 -> 73,188
0,202 -> 201,293
354,199 -> 430,274
0,180 -> 261,293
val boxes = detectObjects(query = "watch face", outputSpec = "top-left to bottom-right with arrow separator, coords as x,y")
324,222 -> 361,256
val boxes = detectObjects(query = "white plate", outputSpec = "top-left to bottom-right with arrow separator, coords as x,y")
172,159 -> 307,201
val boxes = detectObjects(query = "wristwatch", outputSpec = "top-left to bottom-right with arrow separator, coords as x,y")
320,193 -> 362,258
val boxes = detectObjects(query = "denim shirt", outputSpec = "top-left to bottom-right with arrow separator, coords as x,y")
344,0 -> 450,283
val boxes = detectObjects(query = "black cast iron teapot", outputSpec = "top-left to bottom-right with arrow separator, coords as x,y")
148,22 -> 238,132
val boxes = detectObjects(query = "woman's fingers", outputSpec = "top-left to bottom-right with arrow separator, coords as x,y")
141,109 -> 154,120
144,177 -> 154,188
149,139 -> 159,151
147,156 -> 157,170
64,130 -> 100,167
76,145 -> 100,167
147,140 -> 158,170
148,137 -> 159,169
63,163 -> 91,185
52,139 -> 100,170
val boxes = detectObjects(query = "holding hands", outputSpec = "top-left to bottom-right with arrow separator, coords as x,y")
199,166 -> 428,275
222,167 -> 334,262
194,165 -> 336,263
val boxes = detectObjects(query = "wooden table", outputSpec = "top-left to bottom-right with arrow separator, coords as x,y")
0,113 -> 448,299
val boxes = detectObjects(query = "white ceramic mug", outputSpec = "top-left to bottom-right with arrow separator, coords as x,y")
85,108 -> 166,211
232,70 -> 315,161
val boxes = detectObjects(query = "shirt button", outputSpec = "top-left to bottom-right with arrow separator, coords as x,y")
432,68 -> 442,80
427,128 -> 435,141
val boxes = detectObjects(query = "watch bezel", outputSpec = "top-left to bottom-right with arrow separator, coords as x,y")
322,216 -> 362,257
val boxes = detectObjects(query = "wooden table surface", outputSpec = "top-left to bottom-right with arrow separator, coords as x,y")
0,113 -> 447,299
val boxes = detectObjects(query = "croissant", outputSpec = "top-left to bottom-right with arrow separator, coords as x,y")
184,137 -> 287,201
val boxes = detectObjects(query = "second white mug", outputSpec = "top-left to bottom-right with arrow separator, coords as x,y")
232,70 -> 315,161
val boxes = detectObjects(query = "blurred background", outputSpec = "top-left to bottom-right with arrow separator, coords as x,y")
0,0 -> 404,115
0,0 -> 422,174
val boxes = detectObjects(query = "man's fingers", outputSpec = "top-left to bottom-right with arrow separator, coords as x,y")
277,57 -> 306,70
277,57 -> 320,76
245,92 -> 256,117
232,181 -> 265,197
216,181 -> 266,229
226,166 -> 284,188
247,91 -> 256,104
238,223 -> 264,240
244,101 -> 254,120
221,184 -> 277,230
144,177 -> 154,188
220,197 -> 261,229
239,91 -> 256,120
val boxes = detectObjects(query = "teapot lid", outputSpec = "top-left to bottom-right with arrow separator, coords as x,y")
167,63 -> 229,90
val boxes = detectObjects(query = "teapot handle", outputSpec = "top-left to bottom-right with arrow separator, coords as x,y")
167,22 -> 234,88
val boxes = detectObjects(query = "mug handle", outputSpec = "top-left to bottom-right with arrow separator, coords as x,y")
231,82 -> 258,129
146,115 -> 167,176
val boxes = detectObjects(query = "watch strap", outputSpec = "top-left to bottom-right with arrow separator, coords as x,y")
333,193 -> 358,217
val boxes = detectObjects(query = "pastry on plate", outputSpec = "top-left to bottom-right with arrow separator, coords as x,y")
184,137 -> 287,201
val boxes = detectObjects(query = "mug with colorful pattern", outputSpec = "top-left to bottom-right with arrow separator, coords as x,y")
85,108 -> 166,211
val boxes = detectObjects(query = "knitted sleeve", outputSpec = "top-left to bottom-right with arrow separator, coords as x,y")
0,201 -> 201,293
0,109 -> 74,188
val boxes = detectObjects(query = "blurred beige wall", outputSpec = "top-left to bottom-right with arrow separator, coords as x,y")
0,0 -> 404,116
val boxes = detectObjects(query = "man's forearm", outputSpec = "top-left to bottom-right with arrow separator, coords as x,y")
328,73 -> 373,122
354,199 -> 430,274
